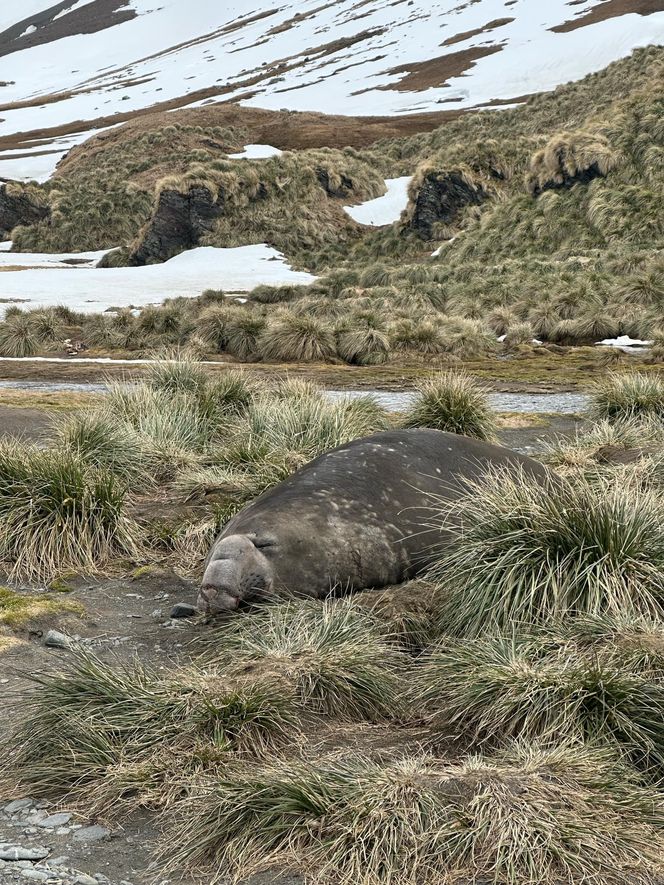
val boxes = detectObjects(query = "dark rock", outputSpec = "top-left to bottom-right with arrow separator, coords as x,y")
0,844 -> 49,861
316,167 -> 355,198
72,825 -> 110,843
3,799 -> 34,814
44,630 -> 72,649
408,170 -> 486,240
531,162 -> 605,197
37,812 -> 72,828
129,184 -> 223,265
0,183 -> 50,237
170,602 -> 197,619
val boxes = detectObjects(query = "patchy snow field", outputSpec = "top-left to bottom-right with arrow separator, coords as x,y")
0,245 -> 315,315
0,0 -> 662,180
344,177 -> 412,227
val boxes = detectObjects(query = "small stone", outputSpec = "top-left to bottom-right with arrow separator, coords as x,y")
44,630 -> 71,649
37,813 -> 72,829
21,870 -> 49,881
49,857 -> 69,866
72,825 -> 110,843
0,845 -> 50,861
55,827 -> 70,835
74,875 -> 98,885
4,799 -> 34,814
170,603 -> 197,619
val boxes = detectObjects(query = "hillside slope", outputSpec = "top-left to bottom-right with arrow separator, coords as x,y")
0,0 -> 663,181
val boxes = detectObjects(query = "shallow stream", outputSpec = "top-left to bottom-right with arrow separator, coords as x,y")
0,380 -> 589,414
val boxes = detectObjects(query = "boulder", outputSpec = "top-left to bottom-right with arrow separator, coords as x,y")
315,167 -> 355,198
408,170 -> 486,240
530,162 -> 605,197
0,183 -> 50,237
129,184 -> 223,265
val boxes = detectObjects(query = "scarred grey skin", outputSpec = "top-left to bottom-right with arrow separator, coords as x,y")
198,428 -> 552,614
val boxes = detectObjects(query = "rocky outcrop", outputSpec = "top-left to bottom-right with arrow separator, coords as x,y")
316,167 -> 355,198
408,170 -> 486,240
0,183 -> 50,237
529,162 -> 605,197
129,184 -> 223,265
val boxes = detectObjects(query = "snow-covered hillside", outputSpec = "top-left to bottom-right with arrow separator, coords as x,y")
0,0 -> 662,182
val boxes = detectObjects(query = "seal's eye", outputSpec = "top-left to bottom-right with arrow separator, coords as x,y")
253,537 -> 276,550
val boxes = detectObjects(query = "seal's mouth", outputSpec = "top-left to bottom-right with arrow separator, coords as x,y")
197,586 -> 240,614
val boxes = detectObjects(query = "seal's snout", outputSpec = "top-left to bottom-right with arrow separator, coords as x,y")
199,532 -> 275,614
198,585 -> 239,614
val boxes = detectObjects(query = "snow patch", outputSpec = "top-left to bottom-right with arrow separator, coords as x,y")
344,177 -> 412,227
227,144 -> 283,160
0,248 -> 111,268
596,335 -> 653,348
0,245 -> 316,316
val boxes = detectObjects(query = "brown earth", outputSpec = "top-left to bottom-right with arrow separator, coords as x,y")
442,18 -> 515,47
0,101 -> 465,169
381,44 -> 505,92
551,0 -> 664,32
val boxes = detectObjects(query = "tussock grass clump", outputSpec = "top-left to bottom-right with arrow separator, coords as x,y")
336,326 -> 390,366
5,650 -> 296,807
527,129 -> 620,195
194,305 -> 235,351
224,314 -> 266,361
415,617 -> 664,769
203,371 -> 256,417
429,468 -> 664,635
145,353 -> 209,394
0,314 -> 40,357
354,580 -> 439,650
542,416 -> 664,473
220,389 -> 388,485
55,413 -> 144,483
590,372 -> 664,422
206,599 -> 406,720
168,744 -> 663,885
403,371 -> 496,440
259,313 -> 337,363
390,318 -> 445,353
0,442 -> 139,582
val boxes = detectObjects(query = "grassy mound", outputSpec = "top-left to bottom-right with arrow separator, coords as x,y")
402,371 -> 496,440
205,599 -> 406,719
415,616 -> 664,770
590,372 -> 664,422
168,744 -> 663,885
428,467 -> 664,635
259,313 -> 337,362
0,441 -> 139,582
6,650 -> 297,809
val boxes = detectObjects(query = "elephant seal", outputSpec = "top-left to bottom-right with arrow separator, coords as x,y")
199,428 -> 552,614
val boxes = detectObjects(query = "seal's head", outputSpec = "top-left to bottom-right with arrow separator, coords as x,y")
198,533 -> 275,614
